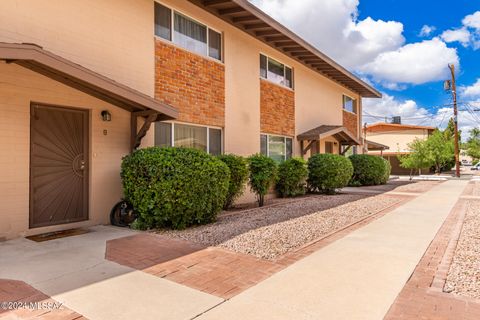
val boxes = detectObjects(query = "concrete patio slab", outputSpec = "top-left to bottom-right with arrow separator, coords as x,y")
198,179 -> 468,320
0,226 -> 223,320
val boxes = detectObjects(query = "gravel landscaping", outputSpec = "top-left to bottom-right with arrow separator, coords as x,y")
344,180 -> 441,194
444,199 -> 480,299
157,193 -> 405,260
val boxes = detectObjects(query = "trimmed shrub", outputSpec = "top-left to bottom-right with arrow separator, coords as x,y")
276,158 -> 308,197
349,154 -> 391,186
248,154 -> 277,207
307,154 -> 353,194
381,160 -> 392,184
121,147 -> 230,230
217,154 -> 249,209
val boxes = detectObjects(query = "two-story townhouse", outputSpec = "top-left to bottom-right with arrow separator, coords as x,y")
365,122 -> 435,174
0,0 -> 380,240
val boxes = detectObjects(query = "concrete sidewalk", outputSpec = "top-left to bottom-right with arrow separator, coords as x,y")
198,180 -> 468,320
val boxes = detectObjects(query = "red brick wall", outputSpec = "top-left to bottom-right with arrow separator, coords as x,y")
154,40 -> 225,127
343,110 -> 358,137
260,80 -> 295,136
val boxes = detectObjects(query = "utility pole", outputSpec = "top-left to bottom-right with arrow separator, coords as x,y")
448,64 -> 460,178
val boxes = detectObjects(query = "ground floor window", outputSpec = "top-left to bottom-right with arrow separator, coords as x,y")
155,122 -> 222,155
260,134 -> 293,162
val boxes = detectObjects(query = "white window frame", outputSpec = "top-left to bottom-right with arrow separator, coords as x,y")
154,1 -> 223,62
342,94 -> 357,114
260,53 -> 294,89
261,133 -> 293,161
158,121 -> 223,155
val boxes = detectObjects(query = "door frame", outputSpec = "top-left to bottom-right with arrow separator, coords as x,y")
29,102 -> 90,228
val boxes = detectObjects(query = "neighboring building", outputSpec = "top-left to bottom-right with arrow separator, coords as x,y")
0,0 -> 380,239
365,123 -> 435,175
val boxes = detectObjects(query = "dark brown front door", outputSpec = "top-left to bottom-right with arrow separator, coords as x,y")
30,104 -> 89,228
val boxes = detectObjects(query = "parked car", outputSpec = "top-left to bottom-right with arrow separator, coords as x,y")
471,163 -> 480,170
461,159 -> 472,166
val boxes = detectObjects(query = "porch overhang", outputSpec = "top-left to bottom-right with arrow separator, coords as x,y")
0,42 -> 178,121
297,125 -> 360,145
365,140 -> 390,151
297,125 -> 360,157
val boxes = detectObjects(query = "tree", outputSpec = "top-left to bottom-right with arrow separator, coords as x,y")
444,118 -> 461,142
398,138 -> 432,178
466,128 -> 480,161
425,130 -> 455,173
399,129 -> 455,176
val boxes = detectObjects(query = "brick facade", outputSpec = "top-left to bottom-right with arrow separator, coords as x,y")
154,40 -> 225,127
260,79 -> 295,136
343,110 -> 358,137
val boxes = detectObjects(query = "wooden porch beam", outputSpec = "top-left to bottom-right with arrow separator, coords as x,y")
130,112 -> 158,152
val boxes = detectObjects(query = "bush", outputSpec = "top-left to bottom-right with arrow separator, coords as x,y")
307,154 -> 353,194
381,160 -> 392,184
248,154 -> 277,207
349,154 -> 391,186
121,147 -> 230,230
217,154 -> 249,209
276,158 -> 308,197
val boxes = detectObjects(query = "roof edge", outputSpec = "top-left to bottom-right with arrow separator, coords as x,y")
230,0 -> 382,98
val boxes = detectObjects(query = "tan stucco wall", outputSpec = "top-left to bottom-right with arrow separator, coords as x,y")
0,0 -> 155,96
0,0 -> 368,213
0,62 -> 130,239
367,129 -> 431,153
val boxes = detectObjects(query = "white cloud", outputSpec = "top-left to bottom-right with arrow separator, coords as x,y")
363,94 -> 479,140
363,94 -> 430,124
463,11 -> 480,30
461,79 -> 480,98
419,25 -> 436,37
358,38 -> 459,85
441,28 -> 471,47
440,11 -> 480,49
250,0 -> 459,89
250,0 -> 404,70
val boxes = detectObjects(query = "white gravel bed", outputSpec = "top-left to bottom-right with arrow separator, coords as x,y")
157,194 -> 403,260
444,200 -> 480,299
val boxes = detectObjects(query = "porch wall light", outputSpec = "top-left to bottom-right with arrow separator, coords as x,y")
101,110 -> 112,122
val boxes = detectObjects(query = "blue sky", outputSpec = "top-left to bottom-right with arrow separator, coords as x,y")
358,0 -> 479,108
251,0 -> 480,136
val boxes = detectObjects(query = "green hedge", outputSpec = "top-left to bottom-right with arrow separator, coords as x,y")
248,154 -> 277,207
349,154 -> 391,186
121,147 -> 230,230
217,154 -> 248,209
307,154 -> 353,194
276,158 -> 308,197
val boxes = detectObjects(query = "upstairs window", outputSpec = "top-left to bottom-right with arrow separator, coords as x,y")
343,95 -> 357,114
260,54 -> 293,89
154,2 -> 222,61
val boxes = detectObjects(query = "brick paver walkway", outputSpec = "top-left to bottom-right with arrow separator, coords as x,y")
385,196 -> 480,320
0,279 -> 85,319
105,233 -> 206,269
